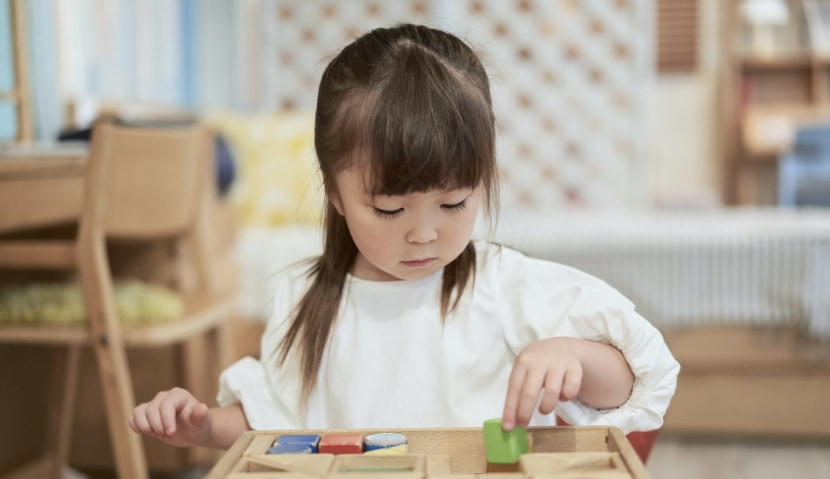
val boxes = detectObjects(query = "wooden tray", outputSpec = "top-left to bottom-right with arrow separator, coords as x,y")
205,426 -> 649,479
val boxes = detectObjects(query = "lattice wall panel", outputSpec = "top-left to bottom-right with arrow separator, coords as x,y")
261,0 -> 652,210
263,1 -> 432,111
463,0 -> 651,210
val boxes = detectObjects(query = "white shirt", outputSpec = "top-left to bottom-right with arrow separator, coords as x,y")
217,241 -> 679,435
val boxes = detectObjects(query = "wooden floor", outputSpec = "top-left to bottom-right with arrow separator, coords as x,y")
647,435 -> 830,478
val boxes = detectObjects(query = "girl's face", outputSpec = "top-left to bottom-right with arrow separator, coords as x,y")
332,167 -> 481,281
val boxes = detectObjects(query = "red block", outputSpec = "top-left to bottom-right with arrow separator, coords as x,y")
318,433 -> 364,455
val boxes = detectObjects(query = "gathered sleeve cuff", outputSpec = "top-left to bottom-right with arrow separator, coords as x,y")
554,303 -> 681,435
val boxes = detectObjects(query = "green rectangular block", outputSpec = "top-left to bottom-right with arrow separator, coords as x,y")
483,418 -> 528,464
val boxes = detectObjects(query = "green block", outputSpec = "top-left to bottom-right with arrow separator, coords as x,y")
483,418 -> 528,464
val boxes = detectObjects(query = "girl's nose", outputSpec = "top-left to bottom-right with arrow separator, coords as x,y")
406,219 -> 438,244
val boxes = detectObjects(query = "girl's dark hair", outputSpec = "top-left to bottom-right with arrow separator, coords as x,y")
277,23 -> 498,403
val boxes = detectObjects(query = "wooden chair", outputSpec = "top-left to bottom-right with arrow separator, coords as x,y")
778,123 -> 830,207
0,124 -> 238,478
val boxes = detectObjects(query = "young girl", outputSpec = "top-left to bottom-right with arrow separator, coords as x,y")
130,23 -> 679,450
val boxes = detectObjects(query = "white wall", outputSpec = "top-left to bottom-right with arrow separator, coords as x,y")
650,0 -> 722,208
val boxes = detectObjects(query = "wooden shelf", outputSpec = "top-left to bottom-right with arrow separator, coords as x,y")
740,55 -> 813,68
721,0 -> 830,205
740,103 -> 830,156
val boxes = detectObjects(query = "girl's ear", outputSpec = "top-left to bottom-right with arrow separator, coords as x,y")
330,191 -> 345,216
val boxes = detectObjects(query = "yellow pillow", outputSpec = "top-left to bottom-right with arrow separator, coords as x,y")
0,281 -> 183,326
207,111 -> 323,227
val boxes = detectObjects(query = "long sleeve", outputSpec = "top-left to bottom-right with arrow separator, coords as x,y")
553,302 -> 680,433
481,244 -> 680,434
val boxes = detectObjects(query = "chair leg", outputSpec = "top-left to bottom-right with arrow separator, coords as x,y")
178,322 -> 234,468
89,333 -> 149,479
79,234 -> 149,478
214,320 -> 235,372
181,334 -> 225,466
46,345 -> 81,479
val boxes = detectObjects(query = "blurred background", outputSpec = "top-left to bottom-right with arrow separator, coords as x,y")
1,0 -> 830,478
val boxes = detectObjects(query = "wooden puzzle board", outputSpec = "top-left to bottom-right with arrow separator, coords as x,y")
205,426 -> 649,479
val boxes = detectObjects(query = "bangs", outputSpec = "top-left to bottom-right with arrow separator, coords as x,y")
342,41 -> 495,197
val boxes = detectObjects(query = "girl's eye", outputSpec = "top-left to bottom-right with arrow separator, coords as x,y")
372,207 -> 403,219
442,199 -> 467,211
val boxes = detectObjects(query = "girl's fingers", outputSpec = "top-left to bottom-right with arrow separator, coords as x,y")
559,364 -> 583,402
515,368 -> 548,428
538,369 -> 563,415
159,397 -> 181,436
505,340 -> 587,431
131,388 -> 203,445
133,404 -> 154,434
129,411 -> 144,434
502,363 -> 528,430
145,402 -> 166,437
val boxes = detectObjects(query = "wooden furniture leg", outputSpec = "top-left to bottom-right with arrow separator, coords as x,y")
79,240 -> 148,479
50,345 -> 81,479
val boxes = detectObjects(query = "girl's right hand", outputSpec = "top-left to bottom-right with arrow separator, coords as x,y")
129,387 -> 212,448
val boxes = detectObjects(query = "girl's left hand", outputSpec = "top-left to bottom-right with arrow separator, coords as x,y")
501,337 -> 583,431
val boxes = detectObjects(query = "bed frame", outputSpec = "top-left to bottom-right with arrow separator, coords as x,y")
661,325 -> 830,438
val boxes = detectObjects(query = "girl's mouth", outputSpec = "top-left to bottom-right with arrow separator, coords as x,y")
402,258 -> 435,268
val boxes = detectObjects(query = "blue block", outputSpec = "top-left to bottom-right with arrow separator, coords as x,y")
267,443 -> 313,455
275,434 -> 322,453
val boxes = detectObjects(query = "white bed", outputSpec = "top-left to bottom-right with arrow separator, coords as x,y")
487,207 -> 830,339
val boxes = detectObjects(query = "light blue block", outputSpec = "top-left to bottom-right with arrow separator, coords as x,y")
267,443 -> 313,455
275,434 -> 322,453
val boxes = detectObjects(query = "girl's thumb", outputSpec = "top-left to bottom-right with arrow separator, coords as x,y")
188,402 -> 209,427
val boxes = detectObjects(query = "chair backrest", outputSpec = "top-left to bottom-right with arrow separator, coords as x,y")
86,123 -> 214,239
789,124 -> 830,159
778,123 -> 830,207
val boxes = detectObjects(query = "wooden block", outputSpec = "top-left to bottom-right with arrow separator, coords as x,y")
245,453 -> 335,476
228,472 -> 320,479
319,433 -> 364,455
520,452 -> 626,473
532,472 -> 632,479
363,444 -> 409,455
245,434 -> 279,456
364,432 -> 407,451
328,473 -> 424,479
267,444 -> 313,454
483,418 -> 528,464
425,454 -> 453,474
485,463 -> 521,473
330,453 -> 427,474
276,434 -> 322,453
